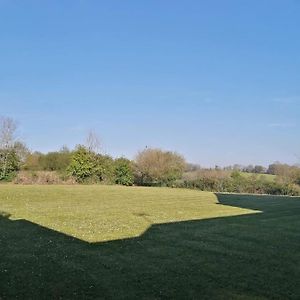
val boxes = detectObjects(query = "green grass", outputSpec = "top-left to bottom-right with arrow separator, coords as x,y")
240,172 -> 276,182
0,185 -> 258,243
1,185 -> 300,299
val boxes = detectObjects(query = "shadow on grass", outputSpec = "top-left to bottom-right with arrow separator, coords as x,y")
1,194 -> 300,299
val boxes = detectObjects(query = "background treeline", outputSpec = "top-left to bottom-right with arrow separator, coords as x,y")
221,162 -> 300,176
17,147 -> 185,187
177,168 -> 300,196
1,116 -> 300,196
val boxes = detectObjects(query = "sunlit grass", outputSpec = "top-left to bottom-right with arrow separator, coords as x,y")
1,185 -> 300,299
0,185 -> 259,242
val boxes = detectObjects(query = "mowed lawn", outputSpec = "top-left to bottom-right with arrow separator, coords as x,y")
0,186 -> 300,299
0,185 -> 258,243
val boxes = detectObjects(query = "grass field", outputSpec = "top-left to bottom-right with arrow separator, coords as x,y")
240,172 -> 276,182
1,185 -> 300,299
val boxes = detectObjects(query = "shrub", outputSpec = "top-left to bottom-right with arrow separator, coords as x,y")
176,170 -> 300,196
23,149 -> 72,172
67,146 -> 115,184
40,151 -> 72,171
68,146 -> 96,183
0,149 -> 20,181
93,154 -> 115,184
114,158 -> 134,186
135,148 -> 186,186
14,171 -> 76,185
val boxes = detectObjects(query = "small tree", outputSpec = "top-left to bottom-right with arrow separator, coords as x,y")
93,154 -> 115,183
0,150 -> 19,180
253,165 -> 266,174
67,146 -> 115,183
114,158 -> 134,186
67,146 -> 96,182
0,117 -> 20,180
135,148 -> 186,186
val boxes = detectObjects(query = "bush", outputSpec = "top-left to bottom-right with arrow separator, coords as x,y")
67,146 -> 115,184
93,154 -> 115,184
114,158 -> 134,186
67,146 -> 97,183
40,151 -> 71,171
135,148 -> 186,186
0,149 -> 20,181
23,149 -> 71,172
175,170 -> 300,196
14,171 -> 76,185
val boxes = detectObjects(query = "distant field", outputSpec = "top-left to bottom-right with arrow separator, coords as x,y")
240,172 -> 276,181
1,185 -> 300,299
184,170 -> 277,182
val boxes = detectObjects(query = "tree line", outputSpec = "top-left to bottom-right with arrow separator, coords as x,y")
0,116 -> 300,196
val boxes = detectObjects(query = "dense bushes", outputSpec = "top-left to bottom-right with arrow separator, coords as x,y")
2,116 -> 299,196
0,123 -> 299,195
2,144 -> 300,196
176,171 -> 300,196
1,141 -> 300,196
14,171 -> 76,185
134,148 -> 186,186
15,149 -> 300,195
13,145 -> 135,186
23,149 -> 71,172
67,146 -> 133,185
40,151 -> 71,172
267,163 -> 300,185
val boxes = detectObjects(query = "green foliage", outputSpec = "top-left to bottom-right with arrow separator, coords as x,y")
93,154 -> 115,184
253,165 -> 266,174
176,170 -> 300,196
295,175 -> 300,186
67,146 -> 115,184
24,149 -> 71,172
23,152 -> 42,171
40,151 -> 72,171
0,149 -> 20,181
67,146 -> 96,183
135,148 -> 186,186
114,158 -> 134,186
0,123 -> 297,196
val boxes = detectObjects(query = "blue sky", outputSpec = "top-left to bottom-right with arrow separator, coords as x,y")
1,0 -> 299,167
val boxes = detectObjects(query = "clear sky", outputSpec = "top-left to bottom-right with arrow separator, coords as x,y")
1,1 -> 299,167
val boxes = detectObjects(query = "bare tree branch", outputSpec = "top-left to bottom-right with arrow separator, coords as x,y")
85,130 -> 101,153
0,116 -> 17,150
